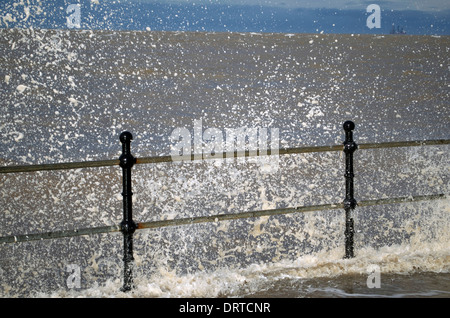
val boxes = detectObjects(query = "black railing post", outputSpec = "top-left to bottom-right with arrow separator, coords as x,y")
343,121 -> 357,259
119,131 -> 137,292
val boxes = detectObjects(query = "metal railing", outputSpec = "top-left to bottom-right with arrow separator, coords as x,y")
0,121 -> 448,292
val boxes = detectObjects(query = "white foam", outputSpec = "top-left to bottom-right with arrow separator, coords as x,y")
32,235 -> 450,298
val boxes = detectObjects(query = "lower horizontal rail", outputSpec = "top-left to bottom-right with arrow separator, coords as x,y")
0,193 -> 446,244
356,194 -> 447,207
0,159 -> 119,174
0,224 -> 121,244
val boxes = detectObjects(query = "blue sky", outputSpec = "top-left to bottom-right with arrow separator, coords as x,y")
1,0 -> 449,34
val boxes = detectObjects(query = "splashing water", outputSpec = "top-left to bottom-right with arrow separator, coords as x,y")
0,28 -> 449,297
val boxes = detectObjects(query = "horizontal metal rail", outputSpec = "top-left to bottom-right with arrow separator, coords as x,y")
0,224 -> 121,244
0,193 -> 446,244
0,159 -> 119,174
0,139 -> 449,174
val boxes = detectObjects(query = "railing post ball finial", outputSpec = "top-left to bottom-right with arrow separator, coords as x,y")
343,121 -> 358,154
119,131 -> 136,169
343,120 -> 355,132
120,131 -> 133,144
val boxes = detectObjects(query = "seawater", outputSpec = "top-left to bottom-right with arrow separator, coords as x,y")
0,28 -> 449,298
